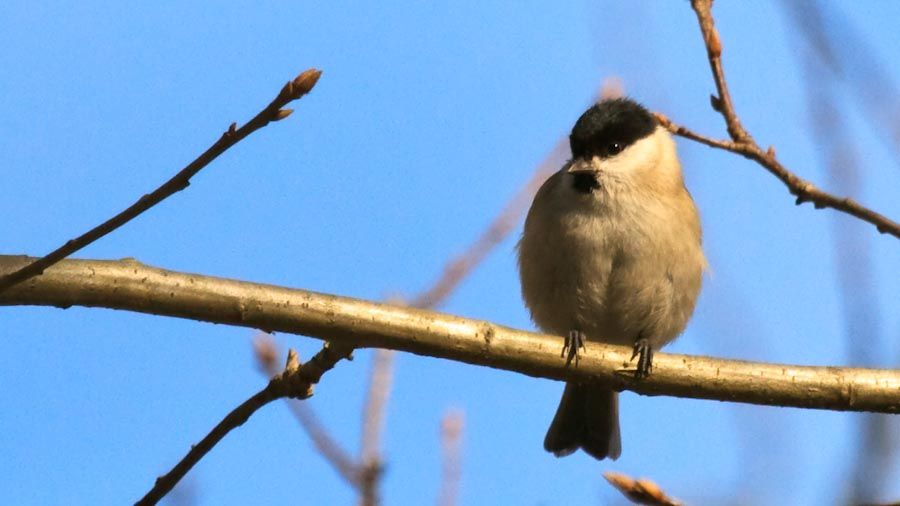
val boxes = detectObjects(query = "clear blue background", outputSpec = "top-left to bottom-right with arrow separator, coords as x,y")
2,1 -> 899,504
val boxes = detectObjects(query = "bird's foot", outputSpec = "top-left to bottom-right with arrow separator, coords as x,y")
563,330 -> 586,366
631,338 -> 653,379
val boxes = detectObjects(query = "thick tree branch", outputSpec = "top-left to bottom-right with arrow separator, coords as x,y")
136,343 -> 352,506
0,68 -> 322,295
663,0 -> 900,240
2,255 -> 899,413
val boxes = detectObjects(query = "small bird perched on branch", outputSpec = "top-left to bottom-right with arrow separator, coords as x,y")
517,98 -> 705,460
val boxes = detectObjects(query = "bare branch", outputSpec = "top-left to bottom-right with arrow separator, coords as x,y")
360,349 -> 394,463
253,334 -> 362,486
604,472 -> 682,506
3,256 -> 899,413
689,0 -> 750,143
666,0 -> 900,239
437,410 -> 464,506
358,348 -> 394,506
782,0 -> 900,163
0,68 -> 322,295
137,342 -> 352,506
788,8 -> 897,501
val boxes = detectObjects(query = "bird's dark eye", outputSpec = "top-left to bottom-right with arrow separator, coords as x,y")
606,142 -> 622,156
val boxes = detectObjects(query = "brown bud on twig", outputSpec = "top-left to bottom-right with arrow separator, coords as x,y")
603,471 -> 682,506
281,68 -> 323,100
285,348 -> 301,372
292,69 -> 322,94
280,348 -> 315,399
274,109 -> 294,121
794,182 -> 816,205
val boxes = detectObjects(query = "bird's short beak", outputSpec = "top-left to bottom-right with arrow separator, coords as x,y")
566,159 -> 596,174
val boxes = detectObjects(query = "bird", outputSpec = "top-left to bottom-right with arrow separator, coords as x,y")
517,97 -> 705,460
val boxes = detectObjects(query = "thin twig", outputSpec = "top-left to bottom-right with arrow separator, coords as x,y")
358,348 -> 394,506
287,393 -> 364,486
360,349 -> 395,463
136,342 -> 352,506
690,0 -> 750,144
253,334 -> 362,485
664,0 -> 900,240
603,472 -> 682,506
788,8 -> 896,502
4,256 -> 899,413
0,68 -> 322,295
437,410 -> 464,506
781,0 -> 900,163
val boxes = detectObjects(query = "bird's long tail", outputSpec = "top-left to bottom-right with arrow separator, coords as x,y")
543,383 -> 621,460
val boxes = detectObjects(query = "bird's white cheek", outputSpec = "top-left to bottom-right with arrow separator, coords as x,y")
599,133 -> 660,176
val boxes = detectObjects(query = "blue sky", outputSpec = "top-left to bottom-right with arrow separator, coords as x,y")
2,1 -> 899,504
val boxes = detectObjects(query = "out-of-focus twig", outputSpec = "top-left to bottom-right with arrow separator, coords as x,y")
599,76 -> 625,101
437,410 -> 464,506
786,4 -> 895,502
166,476 -> 199,506
358,348 -> 395,506
253,334 -> 361,486
658,0 -> 900,240
0,69 -> 322,295
782,0 -> 900,162
604,471 -> 682,506
360,349 -> 395,464
137,342 -> 352,506
409,144 -> 565,309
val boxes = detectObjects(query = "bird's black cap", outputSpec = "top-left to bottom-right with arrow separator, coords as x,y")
569,98 -> 658,160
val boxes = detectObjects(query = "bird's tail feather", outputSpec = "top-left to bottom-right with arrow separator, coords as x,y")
543,383 -> 621,460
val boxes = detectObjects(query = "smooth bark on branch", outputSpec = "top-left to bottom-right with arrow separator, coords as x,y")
1,255 -> 898,413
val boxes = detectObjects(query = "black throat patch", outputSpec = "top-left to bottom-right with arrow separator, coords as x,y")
571,172 -> 600,194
